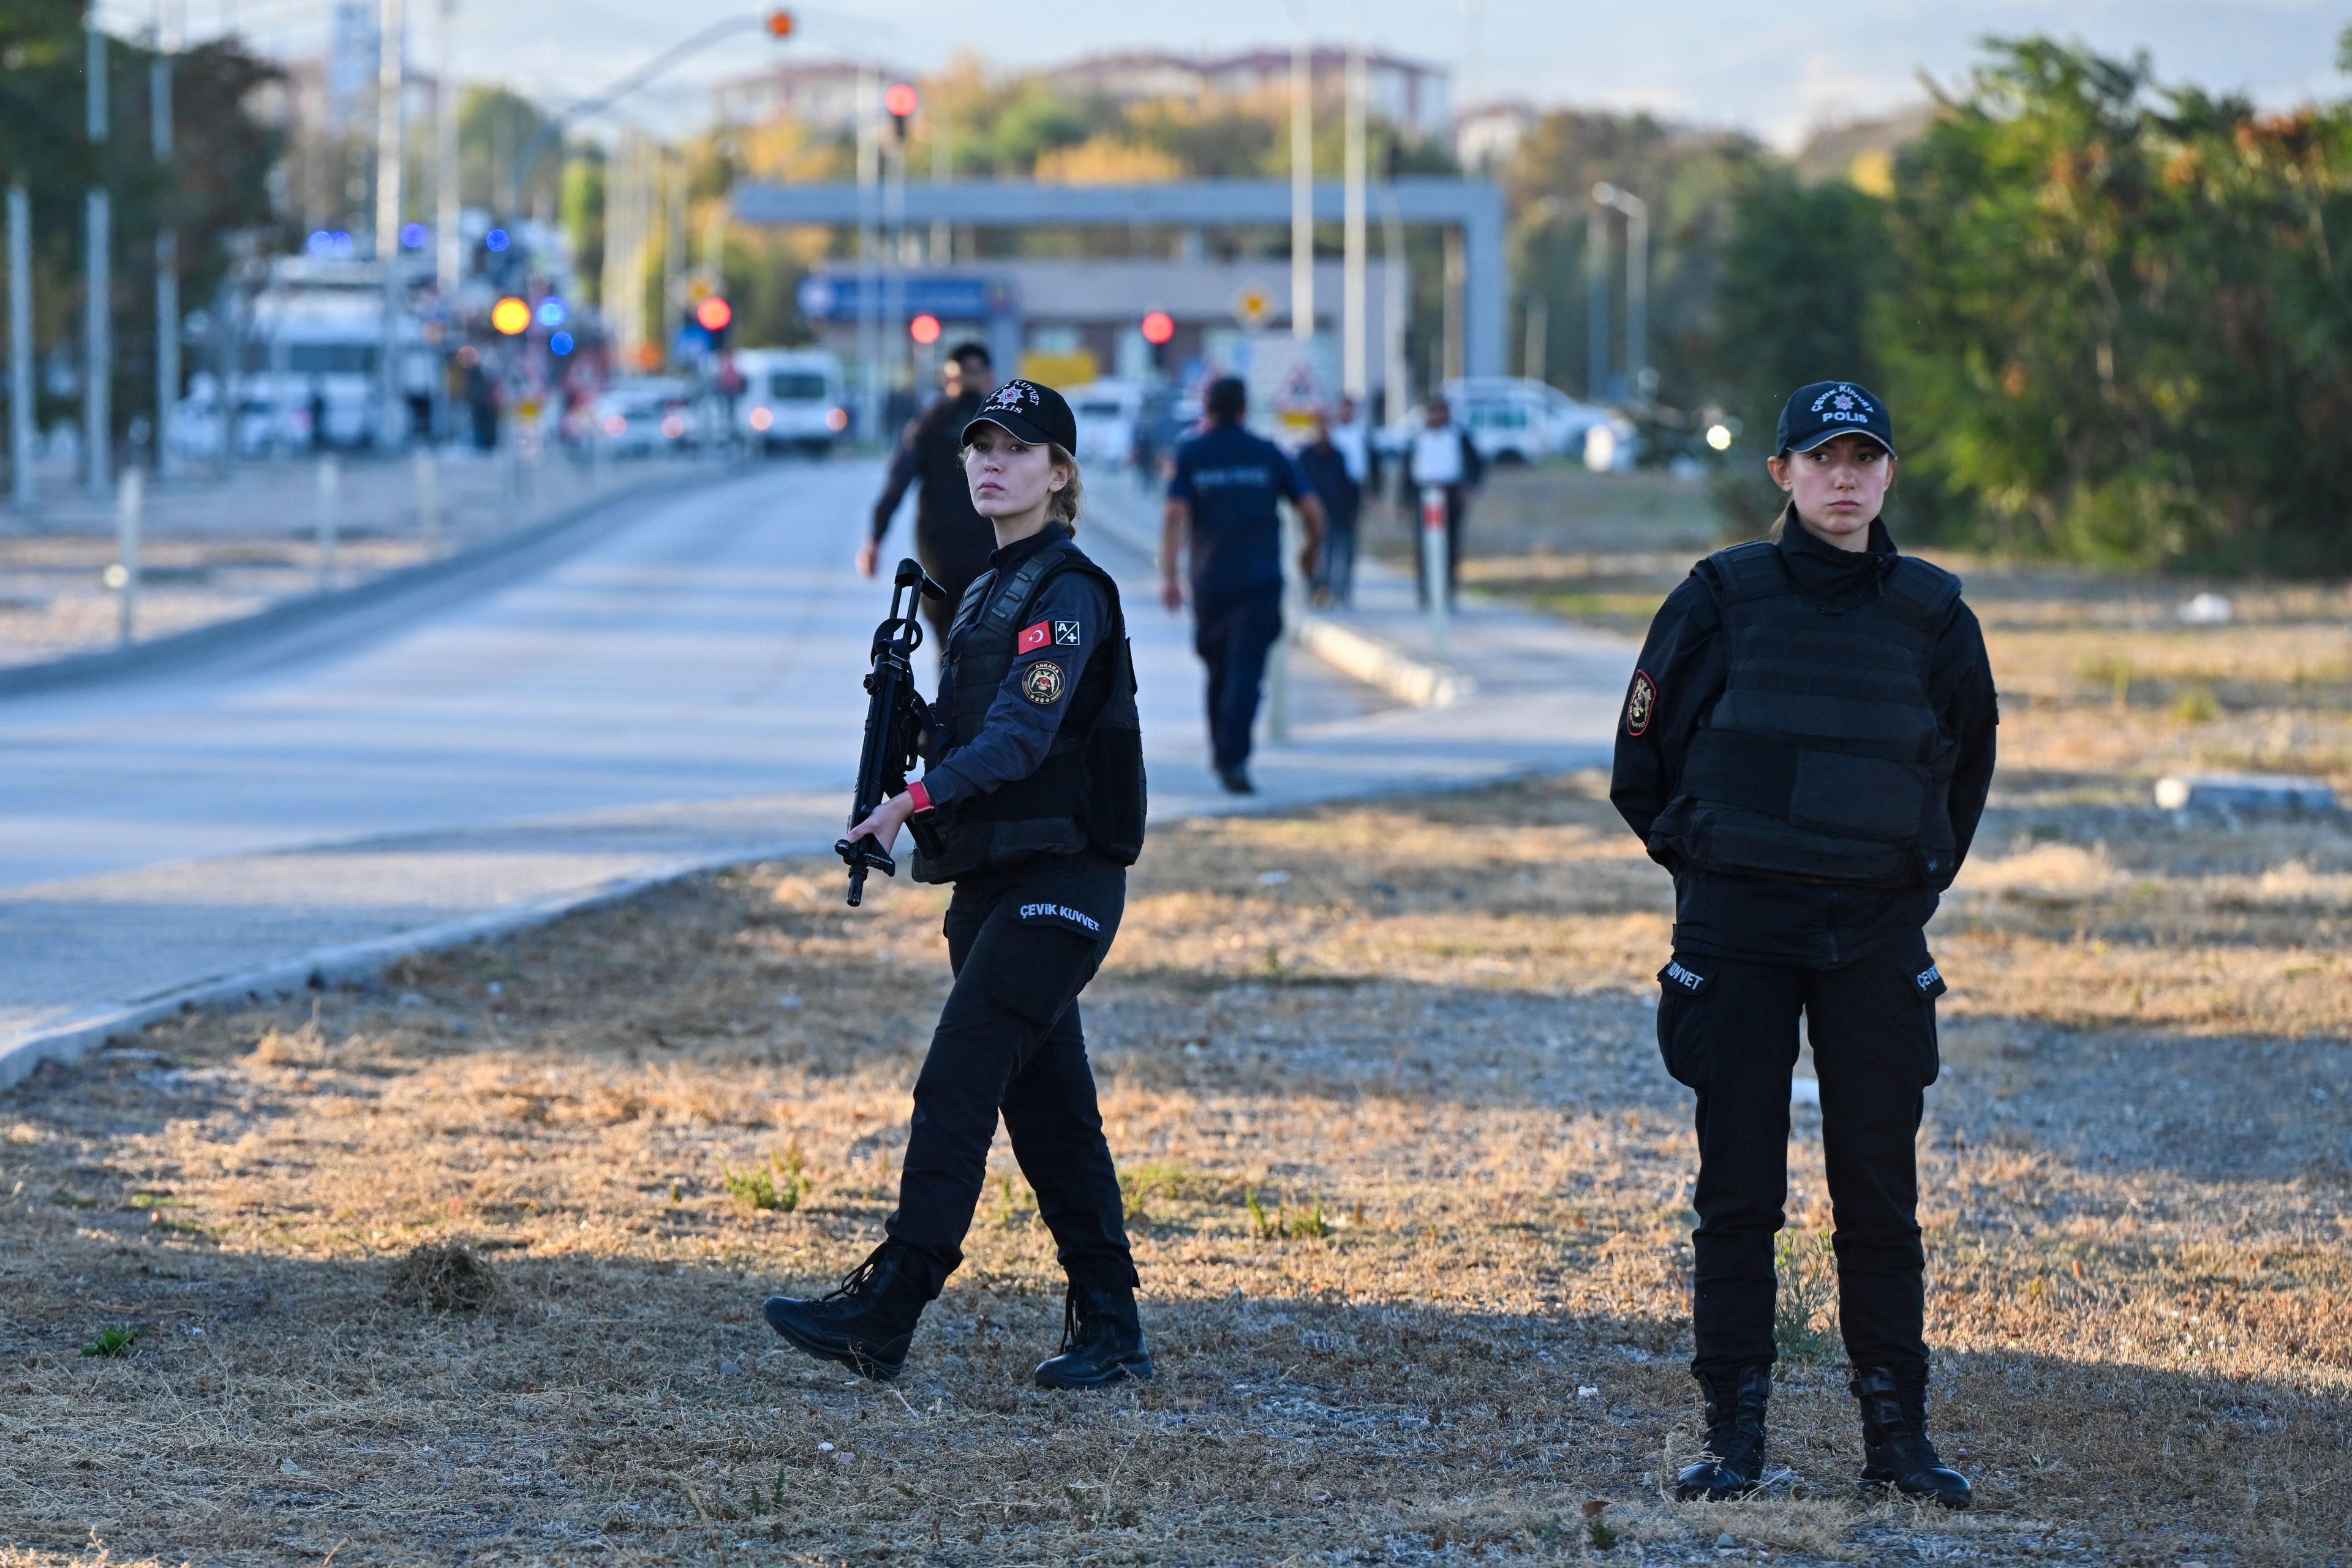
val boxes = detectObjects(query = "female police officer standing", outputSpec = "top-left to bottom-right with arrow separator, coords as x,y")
763,379 -> 1152,1389
1611,382 -> 1997,1508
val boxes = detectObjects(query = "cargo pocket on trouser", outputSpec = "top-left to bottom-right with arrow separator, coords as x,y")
1654,956 -> 1713,1088
1909,956 -> 1948,1088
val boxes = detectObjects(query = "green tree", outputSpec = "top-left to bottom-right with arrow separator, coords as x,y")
1703,168 -> 1893,529
1882,38 -> 2352,571
1,5 -> 279,445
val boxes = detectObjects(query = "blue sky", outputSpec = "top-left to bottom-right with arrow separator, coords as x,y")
155,0 -> 2347,149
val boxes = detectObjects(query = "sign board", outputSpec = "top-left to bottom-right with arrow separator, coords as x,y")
796,273 -> 1005,322
1230,282 -> 1275,331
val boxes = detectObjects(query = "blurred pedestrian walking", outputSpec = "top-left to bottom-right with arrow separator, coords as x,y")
1399,394 -> 1482,608
864,341 -> 998,646
1159,376 -> 1325,794
1297,405 -> 1365,607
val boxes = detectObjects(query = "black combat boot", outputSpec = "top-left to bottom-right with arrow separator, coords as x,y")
1033,1284 -> 1155,1389
762,1242 -> 941,1382
1850,1367 -> 1972,1509
1674,1363 -> 1773,1501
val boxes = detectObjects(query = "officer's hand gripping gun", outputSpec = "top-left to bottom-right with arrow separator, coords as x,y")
837,557 -> 944,907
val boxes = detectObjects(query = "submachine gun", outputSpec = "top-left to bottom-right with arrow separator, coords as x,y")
837,557 -> 944,906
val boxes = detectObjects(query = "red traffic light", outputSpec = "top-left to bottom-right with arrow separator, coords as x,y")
884,83 -> 918,119
766,9 -> 794,35
909,313 -> 941,345
1140,310 -> 1175,345
695,296 -> 733,333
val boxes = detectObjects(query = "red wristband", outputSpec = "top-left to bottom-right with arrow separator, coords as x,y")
905,780 -> 934,815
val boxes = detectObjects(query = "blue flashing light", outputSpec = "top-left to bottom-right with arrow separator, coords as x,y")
484,228 -> 511,254
400,222 -> 429,250
549,331 -> 576,356
536,297 -> 567,328
328,232 -> 354,257
304,230 -> 333,256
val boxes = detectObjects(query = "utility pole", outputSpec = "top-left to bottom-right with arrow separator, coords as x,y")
1287,18 -> 1312,346
1378,140 -> 1408,420
1585,208 -> 1609,402
152,1 -> 181,481
929,100 -> 951,265
375,0 -> 407,450
7,186 -> 34,513
85,15 -> 113,499
856,67 -> 880,443
1341,23 -> 1366,402
1593,181 -> 1648,404
435,0 -> 459,296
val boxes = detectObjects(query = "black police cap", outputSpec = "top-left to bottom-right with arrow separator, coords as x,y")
1775,381 -> 1897,458
961,379 -> 1079,453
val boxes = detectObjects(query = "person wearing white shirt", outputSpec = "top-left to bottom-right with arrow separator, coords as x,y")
1398,395 -> 1483,608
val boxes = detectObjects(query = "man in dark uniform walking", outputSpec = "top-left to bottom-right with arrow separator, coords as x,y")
863,341 -> 999,645
1612,382 -> 1997,1510
1158,376 -> 1325,794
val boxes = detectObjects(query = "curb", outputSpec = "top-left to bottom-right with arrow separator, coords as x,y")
0,460 -> 739,699
1081,486 -> 1469,711
0,840 -> 799,1091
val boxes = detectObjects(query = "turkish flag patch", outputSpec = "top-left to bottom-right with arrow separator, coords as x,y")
1017,620 -> 1052,654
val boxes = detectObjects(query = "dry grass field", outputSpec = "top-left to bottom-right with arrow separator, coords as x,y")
2,469 -> 2346,1566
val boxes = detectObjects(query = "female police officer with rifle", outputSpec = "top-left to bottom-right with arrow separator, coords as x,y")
1611,383 -> 1997,1508
763,379 -> 1153,1389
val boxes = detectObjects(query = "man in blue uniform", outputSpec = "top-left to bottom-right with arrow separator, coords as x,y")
1158,376 -> 1325,794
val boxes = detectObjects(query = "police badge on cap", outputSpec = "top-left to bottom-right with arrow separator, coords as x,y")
1774,380 -> 1897,458
962,379 -> 1079,451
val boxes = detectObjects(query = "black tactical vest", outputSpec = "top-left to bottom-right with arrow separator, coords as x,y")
1656,540 -> 1963,889
910,537 -> 1147,883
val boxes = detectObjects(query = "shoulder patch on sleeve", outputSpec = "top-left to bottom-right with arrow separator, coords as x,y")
1017,620 -> 1051,654
1625,669 -> 1657,736
1053,619 -> 1082,646
1020,660 -> 1066,706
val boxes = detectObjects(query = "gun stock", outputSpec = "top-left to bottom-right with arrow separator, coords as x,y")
837,558 -> 945,905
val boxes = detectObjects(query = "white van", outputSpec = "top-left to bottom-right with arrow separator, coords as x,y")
733,349 -> 848,456
1068,379 -> 1147,471
1376,377 -> 1613,466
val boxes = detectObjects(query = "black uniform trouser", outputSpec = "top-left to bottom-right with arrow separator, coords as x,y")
1193,587 -> 1283,773
886,851 -> 1138,1293
1655,940 -> 1942,1381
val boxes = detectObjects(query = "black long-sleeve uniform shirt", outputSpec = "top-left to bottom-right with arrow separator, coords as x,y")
1610,513 -> 2000,969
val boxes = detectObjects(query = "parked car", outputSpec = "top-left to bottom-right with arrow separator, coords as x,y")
1375,377 -> 1615,466
594,377 -> 697,458
731,349 -> 849,456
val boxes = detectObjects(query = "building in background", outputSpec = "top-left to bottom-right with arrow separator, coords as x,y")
1455,101 -> 1536,173
711,59 -> 905,130
1042,48 -> 1452,135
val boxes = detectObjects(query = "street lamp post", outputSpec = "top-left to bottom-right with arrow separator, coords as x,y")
1341,23 -> 1366,402
1591,181 -> 1648,406
1284,2 -> 1311,346
376,0 -> 408,451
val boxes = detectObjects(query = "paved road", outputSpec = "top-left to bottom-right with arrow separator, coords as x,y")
0,456 -> 1631,1074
